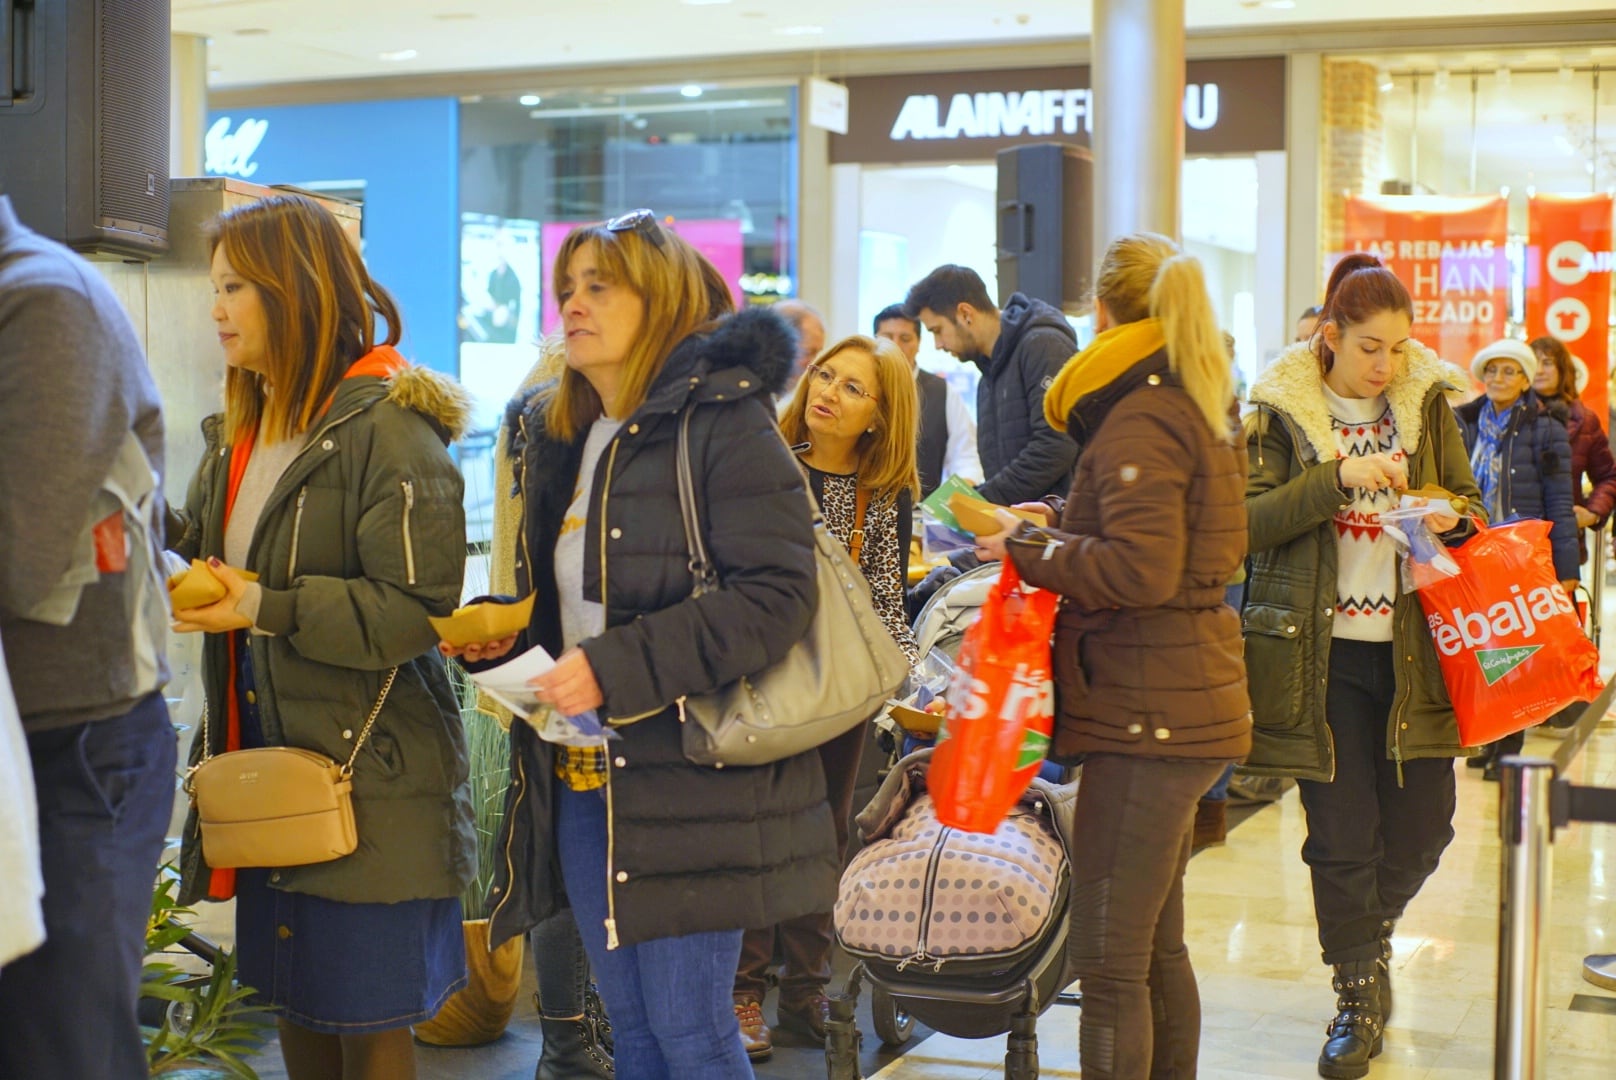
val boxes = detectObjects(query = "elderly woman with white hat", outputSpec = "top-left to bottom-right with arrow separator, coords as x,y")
1453,337 -> 1580,777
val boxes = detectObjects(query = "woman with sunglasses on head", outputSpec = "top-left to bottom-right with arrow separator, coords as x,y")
1243,254 -> 1482,1080
1454,338 -> 1579,778
442,211 -> 837,1080
169,193 -> 474,1080
731,334 -> 920,1059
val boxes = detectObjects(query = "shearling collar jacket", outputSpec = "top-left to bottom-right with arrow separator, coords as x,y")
1242,341 -> 1484,781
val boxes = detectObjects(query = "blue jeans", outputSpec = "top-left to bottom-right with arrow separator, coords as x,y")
0,695 -> 176,1080
555,784 -> 751,1080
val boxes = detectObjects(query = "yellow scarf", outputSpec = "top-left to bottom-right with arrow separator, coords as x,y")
1043,318 -> 1167,432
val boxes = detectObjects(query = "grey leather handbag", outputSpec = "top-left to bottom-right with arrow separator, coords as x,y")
673,406 -> 910,768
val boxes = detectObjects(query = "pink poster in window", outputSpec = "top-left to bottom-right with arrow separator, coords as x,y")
539,218 -> 745,336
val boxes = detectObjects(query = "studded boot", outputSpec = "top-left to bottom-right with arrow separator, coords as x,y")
535,1016 -> 614,1079
1318,958 -> 1385,1080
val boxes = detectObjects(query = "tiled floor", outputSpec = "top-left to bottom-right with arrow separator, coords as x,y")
174,610 -> 1616,1079
867,713 -> 1616,1080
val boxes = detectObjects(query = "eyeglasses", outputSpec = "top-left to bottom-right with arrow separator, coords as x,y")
807,364 -> 876,403
1483,364 -> 1525,381
605,208 -> 667,250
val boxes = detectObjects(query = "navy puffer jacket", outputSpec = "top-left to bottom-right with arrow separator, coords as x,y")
1454,391 -> 1580,580
974,293 -> 1079,505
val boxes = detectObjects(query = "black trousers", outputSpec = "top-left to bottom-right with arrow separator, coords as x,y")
1296,639 -> 1457,966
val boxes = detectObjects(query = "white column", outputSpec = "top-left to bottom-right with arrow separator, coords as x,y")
1285,53 -> 1324,331
1092,0 -> 1184,247
796,78 -> 833,311
170,33 -> 208,177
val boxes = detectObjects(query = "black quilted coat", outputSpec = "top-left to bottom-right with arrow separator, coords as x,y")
485,308 -> 839,951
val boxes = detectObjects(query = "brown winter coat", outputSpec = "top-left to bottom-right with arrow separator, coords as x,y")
1006,349 -> 1252,762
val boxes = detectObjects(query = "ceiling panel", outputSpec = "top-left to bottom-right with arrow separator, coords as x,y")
172,0 -> 1616,90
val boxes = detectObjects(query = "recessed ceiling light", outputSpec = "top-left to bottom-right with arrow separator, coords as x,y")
379,48 -> 419,62
680,85 -> 704,98
234,27 -> 270,36
774,24 -> 824,36
519,94 -> 542,106
1265,0 -> 1296,8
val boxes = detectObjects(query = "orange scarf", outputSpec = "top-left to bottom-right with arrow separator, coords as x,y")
204,346 -> 408,901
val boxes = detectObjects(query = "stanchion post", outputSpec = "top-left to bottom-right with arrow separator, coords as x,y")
1588,522 -> 1604,648
1494,756 -> 1555,1080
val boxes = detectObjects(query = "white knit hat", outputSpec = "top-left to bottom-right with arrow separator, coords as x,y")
1470,338 -> 1538,383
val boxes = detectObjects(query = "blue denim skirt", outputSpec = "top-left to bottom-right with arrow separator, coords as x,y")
234,869 -> 467,1033
231,634 -> 467,1033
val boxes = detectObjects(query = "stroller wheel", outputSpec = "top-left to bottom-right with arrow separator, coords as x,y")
870,986 -> 916,1047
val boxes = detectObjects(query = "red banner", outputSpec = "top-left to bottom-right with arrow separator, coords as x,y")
1341,196 -> 1509,367
1526,194 -> 1613,429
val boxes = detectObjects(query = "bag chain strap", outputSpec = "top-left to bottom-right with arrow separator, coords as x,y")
188,665 -> 400,786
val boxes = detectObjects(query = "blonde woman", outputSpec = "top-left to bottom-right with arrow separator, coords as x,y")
733,334 -> 920,1057
977,233 -> 1251,1080
446,212 -> 837,1080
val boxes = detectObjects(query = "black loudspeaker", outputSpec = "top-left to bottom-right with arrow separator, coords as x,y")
995,143 -> 1093,312
1,0 -> 170,257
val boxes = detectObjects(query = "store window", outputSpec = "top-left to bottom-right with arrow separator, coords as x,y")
1320,53 -> 1615,420
854,155 -> 1268,413
455,85 -> 798,548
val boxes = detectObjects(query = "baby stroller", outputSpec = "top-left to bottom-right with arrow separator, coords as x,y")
825,748 -> 1077,1080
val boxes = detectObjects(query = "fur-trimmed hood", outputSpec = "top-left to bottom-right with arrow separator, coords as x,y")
502,305 -> 797,452
1246,339 -> 1453,462
382,363 -> 473,445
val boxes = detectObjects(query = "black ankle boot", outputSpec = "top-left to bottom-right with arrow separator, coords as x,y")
1318,959 -> 1384,1080
535,1016 -> 614,1080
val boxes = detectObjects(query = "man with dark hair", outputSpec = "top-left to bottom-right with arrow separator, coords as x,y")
873,303 -> 979,496
904,265 -> 1076,504
0,192 -> 177,1080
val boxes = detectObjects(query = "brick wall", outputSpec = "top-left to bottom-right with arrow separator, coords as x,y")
1321,60 -> 1385,270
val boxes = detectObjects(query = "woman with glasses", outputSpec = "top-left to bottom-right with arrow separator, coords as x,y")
443,211 -> 837,1080
731,335 -> 920,1059
1455,338 -> 1579,778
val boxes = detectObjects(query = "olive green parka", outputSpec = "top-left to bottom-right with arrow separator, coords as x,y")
1241,341 -> 1483,782
172,360 -> 476,906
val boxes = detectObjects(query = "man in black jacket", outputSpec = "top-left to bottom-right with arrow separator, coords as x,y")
905,265 -> 1077,504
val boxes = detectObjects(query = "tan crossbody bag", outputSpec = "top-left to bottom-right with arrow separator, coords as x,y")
184,668 -> 397,869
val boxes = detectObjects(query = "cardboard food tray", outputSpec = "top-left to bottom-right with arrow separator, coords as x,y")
429,593 -> 537,648
888,701 -> 945,736
167,560 -> 258,610
946,492 -> 1045,536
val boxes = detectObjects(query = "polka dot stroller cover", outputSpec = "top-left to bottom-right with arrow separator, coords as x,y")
835,749 -> 1074,1027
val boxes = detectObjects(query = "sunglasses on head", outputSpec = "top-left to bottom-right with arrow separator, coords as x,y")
605,208 -> 667,250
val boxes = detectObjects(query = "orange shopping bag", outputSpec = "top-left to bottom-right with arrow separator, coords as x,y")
1410,518 -> 1603,747
929,558 -> 1059,833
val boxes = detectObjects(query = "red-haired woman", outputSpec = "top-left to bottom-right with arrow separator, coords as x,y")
1242,254 -> 1482,1079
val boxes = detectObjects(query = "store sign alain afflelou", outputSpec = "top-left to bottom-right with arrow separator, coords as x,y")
830,57 -> 1286,164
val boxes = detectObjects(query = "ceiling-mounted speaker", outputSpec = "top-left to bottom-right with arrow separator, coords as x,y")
0,0 -> 171,257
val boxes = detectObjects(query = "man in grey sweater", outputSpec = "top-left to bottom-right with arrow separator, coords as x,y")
0,193 -> 178,1080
